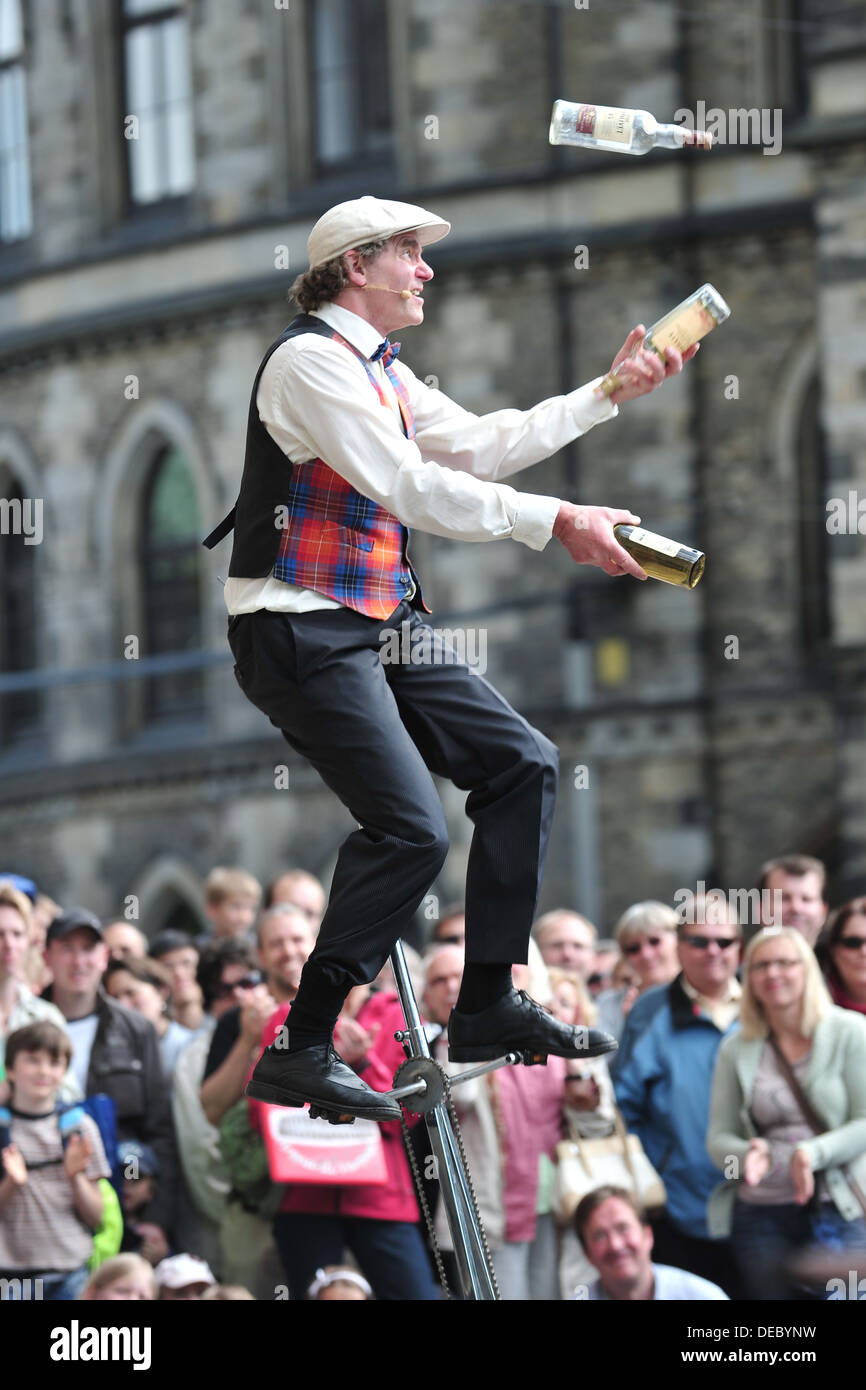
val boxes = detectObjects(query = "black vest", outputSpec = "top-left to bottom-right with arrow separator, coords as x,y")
202,314 -> 334,576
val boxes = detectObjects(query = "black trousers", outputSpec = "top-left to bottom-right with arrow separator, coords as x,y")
228,601 -> 558,994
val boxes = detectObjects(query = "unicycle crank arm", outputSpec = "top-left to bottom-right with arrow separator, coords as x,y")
388,1078 -> 429,1103
446,1052 -> 524,1088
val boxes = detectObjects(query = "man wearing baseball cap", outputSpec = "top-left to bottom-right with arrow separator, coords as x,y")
42,907 -> 179,1245
154,1253 -> 216,1299
204,195 -> 696,1122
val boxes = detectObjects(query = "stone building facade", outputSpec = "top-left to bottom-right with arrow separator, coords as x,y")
0,0 -> 864,940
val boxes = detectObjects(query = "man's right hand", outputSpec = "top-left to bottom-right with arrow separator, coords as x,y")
553,503 -> 648,580
239,985 -> 279,1048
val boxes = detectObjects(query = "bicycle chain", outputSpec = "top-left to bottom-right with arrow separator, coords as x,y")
442,1067 -> 501,1300
398,1057 -> 500,1300
399,1104 -> 452,1299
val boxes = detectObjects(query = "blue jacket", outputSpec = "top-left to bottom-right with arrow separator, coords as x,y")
614,974 -> 739,1239
609,981 -> 670,1079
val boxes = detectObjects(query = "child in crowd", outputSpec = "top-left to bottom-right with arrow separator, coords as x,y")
0,1021 -> 110,1300
307,1265 -> 373,1301
155,1252 -> 216,1298
203,868 -> 262,942
83,1252 -> 157,1300
117,1139 -> 168,1265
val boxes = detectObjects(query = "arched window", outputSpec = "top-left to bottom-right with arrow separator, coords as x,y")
128,854 -> 208,941
138,444 -> 203,721
0,468 -> 39,746
143,888 -> 205,940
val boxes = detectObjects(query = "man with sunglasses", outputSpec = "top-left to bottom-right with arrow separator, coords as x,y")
199,906 -> 315,1129
614,894 -> 744,1297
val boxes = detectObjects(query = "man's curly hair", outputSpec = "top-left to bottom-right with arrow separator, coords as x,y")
290,238 -> 389,312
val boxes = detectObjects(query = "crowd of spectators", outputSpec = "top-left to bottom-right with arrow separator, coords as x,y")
1,852 -> 866,1301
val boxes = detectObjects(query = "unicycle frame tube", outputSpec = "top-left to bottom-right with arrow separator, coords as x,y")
390,940 -> 498,1301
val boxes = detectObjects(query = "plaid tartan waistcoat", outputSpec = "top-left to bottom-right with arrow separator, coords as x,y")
202,313 -> 428,620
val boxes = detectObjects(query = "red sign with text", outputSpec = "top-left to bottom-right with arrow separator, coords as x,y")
261,1105 -> 388,1186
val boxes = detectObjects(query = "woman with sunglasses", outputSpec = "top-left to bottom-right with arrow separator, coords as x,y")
707,926 -> 866,1299
816,898 -> 866,1017
596,902 -> 680,1041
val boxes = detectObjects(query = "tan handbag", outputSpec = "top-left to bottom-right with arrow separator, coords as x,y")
554,1107 -> 667,1223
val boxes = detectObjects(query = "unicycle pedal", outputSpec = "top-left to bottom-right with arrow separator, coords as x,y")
518,1049 -> 548,1066
308,1104 -> 356,1125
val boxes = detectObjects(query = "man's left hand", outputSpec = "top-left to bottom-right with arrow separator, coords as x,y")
605,325 -> 700,406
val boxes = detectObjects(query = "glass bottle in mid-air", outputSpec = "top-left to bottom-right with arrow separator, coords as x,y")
549,101 -> 713,155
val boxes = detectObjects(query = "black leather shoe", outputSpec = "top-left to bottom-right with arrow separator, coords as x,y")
245,1042 -> 402,1123
448,989 -> 619,1063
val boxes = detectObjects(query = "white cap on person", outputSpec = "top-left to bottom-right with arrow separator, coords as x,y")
306,196 -> 450,270
154,1254 -> 216,1290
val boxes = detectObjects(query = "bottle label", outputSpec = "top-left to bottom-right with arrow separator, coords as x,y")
647,301 -> 717,353
625,527 -> 685,559
576,104 -> 634,144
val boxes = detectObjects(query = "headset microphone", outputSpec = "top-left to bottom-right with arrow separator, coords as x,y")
363,285 -> 415,299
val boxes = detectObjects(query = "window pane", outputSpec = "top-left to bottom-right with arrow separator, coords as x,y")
312,0 -> 392,169
0,66 -> 32,241
314,0 -> 355,165
163,15 -> 192,102
0,0 -> 23,63
358,0 -> 392,138
148,447 -> 200,540
125,22 -> 156,115
124,15 -> 195,204
128,109 -> 162,204
124,0 -> 171,15
162,17 -> 195,193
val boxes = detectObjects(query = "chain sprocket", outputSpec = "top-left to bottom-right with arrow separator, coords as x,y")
393,1055 -> 448,1114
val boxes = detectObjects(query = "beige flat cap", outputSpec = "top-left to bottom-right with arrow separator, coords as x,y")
307,195 -> 450,269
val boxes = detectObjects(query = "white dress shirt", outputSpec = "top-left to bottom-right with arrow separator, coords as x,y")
223,301 -> 618,615
581,1263 -> 729,1301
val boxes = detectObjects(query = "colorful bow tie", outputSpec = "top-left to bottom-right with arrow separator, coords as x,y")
370,339 -> 401,364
